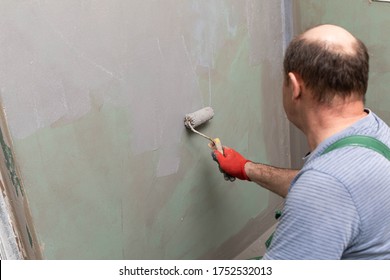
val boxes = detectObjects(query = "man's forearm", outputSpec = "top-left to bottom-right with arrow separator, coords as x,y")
244,162 -> 299,198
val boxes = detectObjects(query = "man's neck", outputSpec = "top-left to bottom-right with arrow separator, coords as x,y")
303,99 -> 367,151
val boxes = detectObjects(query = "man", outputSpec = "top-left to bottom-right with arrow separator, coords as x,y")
212,24 -> 390,259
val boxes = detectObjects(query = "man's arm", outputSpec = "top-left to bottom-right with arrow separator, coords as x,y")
245,162 -> 299,198
212,147 -> 299,198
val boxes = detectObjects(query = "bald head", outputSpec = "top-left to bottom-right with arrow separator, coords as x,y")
283,24 -> 369,104
302,24 -> 357,55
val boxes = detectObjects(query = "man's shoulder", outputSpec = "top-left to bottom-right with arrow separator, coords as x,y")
302,144 -> 389,187
302,110 -> 390,174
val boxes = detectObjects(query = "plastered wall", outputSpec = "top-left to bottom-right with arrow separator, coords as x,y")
0,1 -> 291,259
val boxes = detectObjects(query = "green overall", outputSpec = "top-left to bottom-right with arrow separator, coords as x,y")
252,135 -> 390,260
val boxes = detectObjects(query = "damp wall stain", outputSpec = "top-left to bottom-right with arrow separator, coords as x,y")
1,0 -> 289,259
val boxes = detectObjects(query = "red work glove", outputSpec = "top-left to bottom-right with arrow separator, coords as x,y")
212,147 -> 251,181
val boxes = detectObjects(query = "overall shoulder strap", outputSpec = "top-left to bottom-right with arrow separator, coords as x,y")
321,135 -> 390,160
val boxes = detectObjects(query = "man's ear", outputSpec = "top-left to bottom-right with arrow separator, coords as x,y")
288,72 -> 302,100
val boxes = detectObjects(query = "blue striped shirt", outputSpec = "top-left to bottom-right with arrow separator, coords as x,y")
263,110 -> 390,259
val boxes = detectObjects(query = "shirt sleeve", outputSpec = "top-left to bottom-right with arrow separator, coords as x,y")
263,169 -> 360,260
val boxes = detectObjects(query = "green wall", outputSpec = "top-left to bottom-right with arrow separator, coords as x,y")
1,1 -> 290,259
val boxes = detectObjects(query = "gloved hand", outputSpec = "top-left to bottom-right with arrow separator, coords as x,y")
211,147 -> 251,181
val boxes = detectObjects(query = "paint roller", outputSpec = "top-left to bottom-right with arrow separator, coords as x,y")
184,107 -> 223,152
184,107 -> 235,181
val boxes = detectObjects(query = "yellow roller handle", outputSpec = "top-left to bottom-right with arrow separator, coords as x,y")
208,137 -> 224,155
208,138 -> 235,181
213,138 -> 224,155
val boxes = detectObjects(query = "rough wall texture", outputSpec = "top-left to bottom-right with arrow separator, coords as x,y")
0,0 -> 290,259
